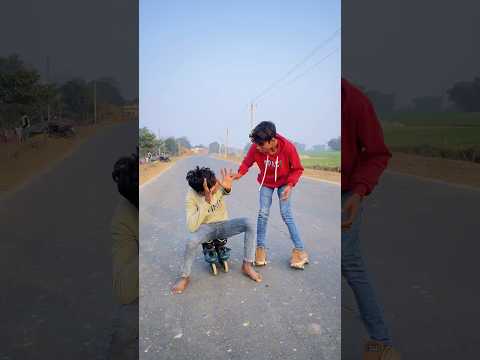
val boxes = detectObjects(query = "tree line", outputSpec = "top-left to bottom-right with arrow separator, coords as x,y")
357,76 -> 480,114
139,127 -> 195,159
0,54 -> 129,129
236,138 -> 341,154
139,128 -> 340,159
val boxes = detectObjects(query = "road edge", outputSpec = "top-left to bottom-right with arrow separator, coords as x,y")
0,123 -> 127,204
386,169 -> 480,193
139,160 -> 179,191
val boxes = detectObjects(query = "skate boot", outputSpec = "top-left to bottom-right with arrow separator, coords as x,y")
214,238 -> 231,273
202,241 -> 219,275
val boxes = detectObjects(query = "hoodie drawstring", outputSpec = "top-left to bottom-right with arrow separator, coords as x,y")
259,155 -> 269,191
274,156 -> 278,183
258,155 -> 279,191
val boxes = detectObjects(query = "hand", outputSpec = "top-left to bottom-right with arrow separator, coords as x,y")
203,178 -> 215,204
218,168 -> 235,191
231,172 -> 242,181
280,185 -> 293,201
341,193 -> 362,229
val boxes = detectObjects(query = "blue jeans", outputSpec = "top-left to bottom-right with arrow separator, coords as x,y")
181,218 -> 255,277
256,185 -> 304,250
342,192 -> 392,345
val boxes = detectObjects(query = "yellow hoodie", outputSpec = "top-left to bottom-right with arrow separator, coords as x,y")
111,196 -> 139,305
185,186 -> 230,233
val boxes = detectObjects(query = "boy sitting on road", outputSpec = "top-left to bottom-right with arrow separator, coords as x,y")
172,166 -> 262,294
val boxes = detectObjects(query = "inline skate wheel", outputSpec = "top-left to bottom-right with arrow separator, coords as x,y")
210,263 -> 218,275
222,260 -> 229,273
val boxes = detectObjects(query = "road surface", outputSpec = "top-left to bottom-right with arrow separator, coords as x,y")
0,122 -> 137,360
342,171 -> 480,359
139,155 -> 341,360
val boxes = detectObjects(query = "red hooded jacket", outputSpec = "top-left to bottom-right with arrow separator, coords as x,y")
238,133 -> 304,189
342,78 -> 392,196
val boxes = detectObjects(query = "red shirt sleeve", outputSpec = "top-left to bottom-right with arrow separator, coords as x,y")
238,144 -> 256,176
351,93 -> 392,196
287,143 -> 304,187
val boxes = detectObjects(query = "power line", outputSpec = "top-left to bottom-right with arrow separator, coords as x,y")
251,27 -> 340,104
265,47 -> 339,98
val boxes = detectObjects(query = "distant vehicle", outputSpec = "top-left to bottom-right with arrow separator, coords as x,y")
159,154 -> 170,162
26,123 -> 47,137
46,121 -> 75,138
149,153 -> 170,162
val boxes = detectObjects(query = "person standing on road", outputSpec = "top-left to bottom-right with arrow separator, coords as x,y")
15,113 -> 29,144
233,121 -> 309,269
341,78 -> 401,360
21,113 -> 30,142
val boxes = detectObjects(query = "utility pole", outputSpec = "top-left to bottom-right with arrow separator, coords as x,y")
46,56 -> 50,122
250,102 -> 256,129
93,80 -> 97,124
158,129 -> 162,154
225,128 -> 229,159
176,139 -> 181,157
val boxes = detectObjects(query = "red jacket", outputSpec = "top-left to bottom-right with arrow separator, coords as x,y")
238,133 -> 304,189
342,78 -> 392,196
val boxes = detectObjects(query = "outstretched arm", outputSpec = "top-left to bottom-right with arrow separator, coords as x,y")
235,144 -> 256,180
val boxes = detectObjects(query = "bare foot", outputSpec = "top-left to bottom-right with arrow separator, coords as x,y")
171,277 -> 190,294
242,261 -> 262,282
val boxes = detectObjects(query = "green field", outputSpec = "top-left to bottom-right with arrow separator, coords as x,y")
382,112 -> 480,148
381,112 -> 480,162
383,111 -> 480,127
383,126 -> 480,148
300,151 -> 340,170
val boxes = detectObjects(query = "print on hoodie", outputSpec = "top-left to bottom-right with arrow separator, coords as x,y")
264,158 -> 283,168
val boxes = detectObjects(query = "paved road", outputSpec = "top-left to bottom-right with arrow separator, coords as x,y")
140,155 -> 341,360
0,122 -> 137,360
342,171 -> 480,359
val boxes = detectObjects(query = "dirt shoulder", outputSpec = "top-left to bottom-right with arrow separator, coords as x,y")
0,118 -> 133,197
388,152 -> 480,189
302,168 -> 340,184
215,154 -> 341,184
140,155 -> 189,186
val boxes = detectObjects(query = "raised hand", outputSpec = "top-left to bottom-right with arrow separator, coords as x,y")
219,168 -> 235,191
203,178 -> 213,204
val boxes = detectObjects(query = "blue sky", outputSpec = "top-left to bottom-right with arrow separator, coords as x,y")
140,0 -> 340,149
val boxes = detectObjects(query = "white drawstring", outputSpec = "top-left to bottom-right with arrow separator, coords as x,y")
274,156 -> 278,182
259,155 -> 269,191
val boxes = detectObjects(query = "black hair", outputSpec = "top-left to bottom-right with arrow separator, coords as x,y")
249,121 -> 276,144
112,147 -> 139,208
186,166 -> 216,194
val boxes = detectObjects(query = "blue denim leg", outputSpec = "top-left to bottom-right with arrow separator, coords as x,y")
341,192 -> 392,345
256,186 -> 274,248
278,185 -> 304,250
216,218 -> 256,263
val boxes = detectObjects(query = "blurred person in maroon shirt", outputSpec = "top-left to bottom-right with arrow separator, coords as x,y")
341,78 -> 401,360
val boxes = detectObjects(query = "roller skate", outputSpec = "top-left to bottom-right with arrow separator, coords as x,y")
213,238 -> 231,273
202,241 -> 219,275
